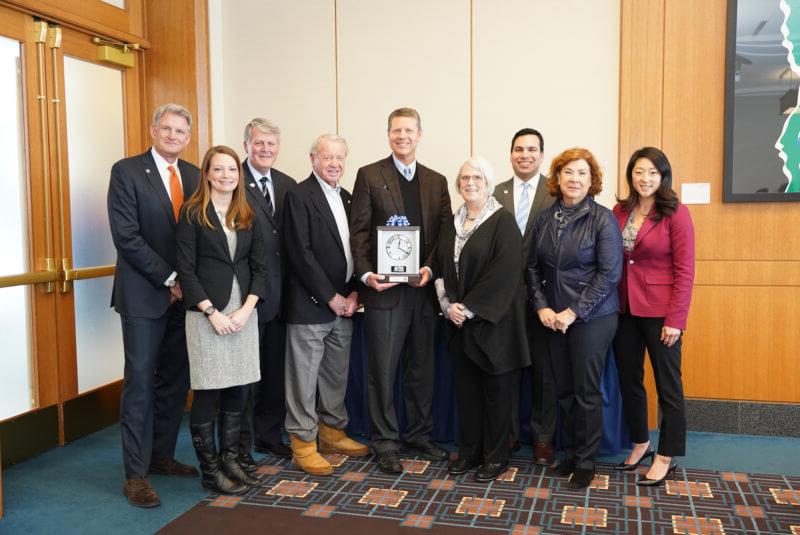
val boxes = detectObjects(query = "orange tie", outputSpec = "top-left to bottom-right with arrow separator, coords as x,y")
168,165 -> 183,222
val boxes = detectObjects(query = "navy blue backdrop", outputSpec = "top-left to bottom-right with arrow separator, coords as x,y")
344,315 -> 630,456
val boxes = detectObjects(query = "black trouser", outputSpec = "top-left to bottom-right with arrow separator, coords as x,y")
190,386 -> 248,425
452,349 -> 514,464
239,318 -> 287,451
613,313 -> 686,457
510,309 -> 556,444
119,304 -> 189,478
549,312 -> 617,470
365,287 -> 436,453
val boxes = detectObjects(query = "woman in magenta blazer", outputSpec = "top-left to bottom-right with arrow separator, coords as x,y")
612,147 -> 695,486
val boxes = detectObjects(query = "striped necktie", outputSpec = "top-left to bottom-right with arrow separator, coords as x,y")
516,182 -> 531,234
402,166 -> 412,180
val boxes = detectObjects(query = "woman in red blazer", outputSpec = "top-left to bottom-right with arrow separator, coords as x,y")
612,147 -> 695,486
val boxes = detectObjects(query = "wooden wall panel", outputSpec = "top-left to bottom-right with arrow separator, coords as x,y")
618,0 -> 664,190
142,0 -> 211,166
621,0 -> 800,407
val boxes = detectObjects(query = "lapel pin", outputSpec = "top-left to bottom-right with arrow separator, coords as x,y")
145,168 -> 151,174
504,189 -> 508,194
249,183 -> 255,187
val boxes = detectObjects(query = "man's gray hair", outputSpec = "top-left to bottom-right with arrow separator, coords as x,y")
309,133 -> 349,156
455,156 -> 496,194
151,103 -> 192,130
244,118 -> 281,144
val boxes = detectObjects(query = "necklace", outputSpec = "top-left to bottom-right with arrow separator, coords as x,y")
466,215 -> 477,221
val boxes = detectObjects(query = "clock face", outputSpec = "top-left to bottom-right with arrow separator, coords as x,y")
385,234 -> 412,260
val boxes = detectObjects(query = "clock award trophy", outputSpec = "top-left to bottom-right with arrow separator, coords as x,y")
377,215 -> 420,283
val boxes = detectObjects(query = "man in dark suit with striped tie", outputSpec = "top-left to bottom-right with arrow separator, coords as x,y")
237,118 -> 297,470
493,128 -> 556,466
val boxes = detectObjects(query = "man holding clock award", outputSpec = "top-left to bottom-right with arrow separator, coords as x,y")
350,107 -> 452,474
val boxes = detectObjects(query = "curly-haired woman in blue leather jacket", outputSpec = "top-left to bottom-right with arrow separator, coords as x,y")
526,147 -> 622,490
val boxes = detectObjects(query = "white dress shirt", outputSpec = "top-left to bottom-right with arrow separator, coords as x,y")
313,173 -> 354,282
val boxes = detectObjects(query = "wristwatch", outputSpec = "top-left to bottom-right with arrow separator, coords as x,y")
203,306 -> 216,317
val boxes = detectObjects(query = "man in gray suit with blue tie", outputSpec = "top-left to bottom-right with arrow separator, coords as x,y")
493,128 -> 556,466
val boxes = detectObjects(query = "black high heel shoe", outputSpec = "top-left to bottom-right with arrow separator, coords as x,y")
613,448 -> 655,472
636,463 -> 678,487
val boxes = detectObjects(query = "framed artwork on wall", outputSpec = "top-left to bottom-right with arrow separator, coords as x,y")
724,0 -> 800,202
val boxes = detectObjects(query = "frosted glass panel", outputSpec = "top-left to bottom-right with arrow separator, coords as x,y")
73,278 -> 123,392
0,35 -> 34,419
100,0 -> 126,8
64,55 -> 124,268
0,286 -> 33,420
0,35 -> 29,276
63,56 -> 125,392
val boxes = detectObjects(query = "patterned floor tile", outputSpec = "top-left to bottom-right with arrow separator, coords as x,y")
199,453 -> 800,534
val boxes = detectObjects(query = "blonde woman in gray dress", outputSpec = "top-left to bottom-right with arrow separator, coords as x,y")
177,145 -> 268,494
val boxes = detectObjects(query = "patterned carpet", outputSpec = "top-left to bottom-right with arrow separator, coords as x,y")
160,452 -> 800,534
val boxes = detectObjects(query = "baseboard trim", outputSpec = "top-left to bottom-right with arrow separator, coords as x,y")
62,381 -> 122,443
686,398 -> 800,437
0,405 -> 59,467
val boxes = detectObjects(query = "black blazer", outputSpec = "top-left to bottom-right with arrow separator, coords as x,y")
283,174 -> 355,325
108,150 -> 199,318
434,209 -> 530,374
242,160 -> 297,323
350,156 -> 451,308
176,203 -> 268,312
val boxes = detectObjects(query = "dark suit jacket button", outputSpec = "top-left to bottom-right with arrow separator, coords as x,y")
273,229 -> 277,235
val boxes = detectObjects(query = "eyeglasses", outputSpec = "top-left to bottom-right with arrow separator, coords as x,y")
458,174 -> 485,184
632,168 -> 661,179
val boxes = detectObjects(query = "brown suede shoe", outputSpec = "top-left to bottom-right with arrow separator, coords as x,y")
533,442 -> 555,466
148,458 -> 199,478
123,477 -> 160,508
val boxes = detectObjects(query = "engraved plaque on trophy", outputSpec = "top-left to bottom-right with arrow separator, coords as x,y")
376,225 -> 420,283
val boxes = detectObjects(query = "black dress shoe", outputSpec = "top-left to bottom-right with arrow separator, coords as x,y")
376,450 -> 403,474
551,458 -> 576,478
447,458 -> 481,475
148,458 -> 199,478
568,467 -> 595,490
238,452 -> 259,474
254,441 -> 292,457
474,461 -> 509,482
403,441 -> 447,461
637,463 -> 678,487
614,448 -> 654,471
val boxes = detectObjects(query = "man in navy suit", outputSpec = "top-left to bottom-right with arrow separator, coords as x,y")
237,119 -> 297,468
108,103 -> 200,508
282,134 -> 367,476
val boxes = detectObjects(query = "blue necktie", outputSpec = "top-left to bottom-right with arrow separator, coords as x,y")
516,183 -> 531,234
403,166 -> 412,181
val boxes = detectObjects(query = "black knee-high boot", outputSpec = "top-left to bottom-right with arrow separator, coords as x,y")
219,411 -> 260,487
190,421 -> 249,495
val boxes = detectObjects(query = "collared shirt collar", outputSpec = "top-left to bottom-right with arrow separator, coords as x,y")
392,155 -> 417,179
247,159 -> 272,183
513,173 -> 540,191
151,147 -> 179,177
313,171 -> 341,194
